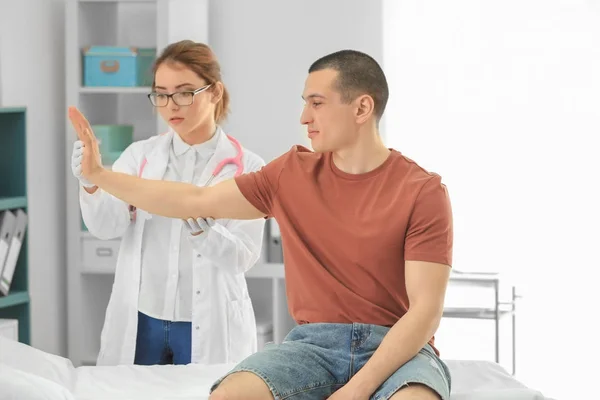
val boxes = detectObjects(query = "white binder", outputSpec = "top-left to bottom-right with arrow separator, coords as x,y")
0,209 -> 27,296
266,219 -> 283,263
0,210 -> 16,287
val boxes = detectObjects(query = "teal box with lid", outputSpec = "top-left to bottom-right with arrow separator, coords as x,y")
93,124 -> 134,166
83,46 -> 156,87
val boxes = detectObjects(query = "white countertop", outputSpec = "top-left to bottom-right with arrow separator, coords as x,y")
245,262 -> 285,279
246,264 -> 508,283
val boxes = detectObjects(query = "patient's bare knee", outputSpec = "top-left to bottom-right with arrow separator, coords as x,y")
209,371 -> 274,400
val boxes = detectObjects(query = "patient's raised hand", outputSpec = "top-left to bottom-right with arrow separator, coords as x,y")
68,106 -> 104,182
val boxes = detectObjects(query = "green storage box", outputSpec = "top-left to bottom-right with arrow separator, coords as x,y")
93,124 -> 134,165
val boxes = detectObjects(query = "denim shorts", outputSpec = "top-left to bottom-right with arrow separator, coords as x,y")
211,322 -> 451,399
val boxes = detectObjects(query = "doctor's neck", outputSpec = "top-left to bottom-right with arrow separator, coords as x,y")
177,119 -> 217,145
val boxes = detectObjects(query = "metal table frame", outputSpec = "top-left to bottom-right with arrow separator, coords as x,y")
443,273 -> 519,375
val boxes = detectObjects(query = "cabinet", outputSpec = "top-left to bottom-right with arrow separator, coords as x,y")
0,107 -> 30,345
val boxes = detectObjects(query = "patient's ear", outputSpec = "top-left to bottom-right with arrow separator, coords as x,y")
354,94 -> 375,124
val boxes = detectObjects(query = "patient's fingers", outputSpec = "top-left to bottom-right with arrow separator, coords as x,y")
68,107 -> 98,144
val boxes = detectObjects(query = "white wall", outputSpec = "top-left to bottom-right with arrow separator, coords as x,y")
208,0 -> 384,163
0,0 -> 67,356
384,1 -> 599,398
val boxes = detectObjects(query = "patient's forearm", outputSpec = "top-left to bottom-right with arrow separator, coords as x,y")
92,168 -> 204,219
90,168 -> 265,221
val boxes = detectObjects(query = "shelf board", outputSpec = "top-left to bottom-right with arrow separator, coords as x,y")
0,291 -> 30,309
80,231 -> 95,239
0,196 -> 27,211
79,86 -> 151,94
79,0 -> 155,3
0,107 -> 26,114
443,307 -> 513,320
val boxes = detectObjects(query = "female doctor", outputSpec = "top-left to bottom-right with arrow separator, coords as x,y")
71,40 -> 266,366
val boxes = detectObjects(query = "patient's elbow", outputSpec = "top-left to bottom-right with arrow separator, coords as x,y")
410,303 -> 444,330
181,185 -> 208,219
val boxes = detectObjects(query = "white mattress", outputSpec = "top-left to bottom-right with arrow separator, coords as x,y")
0,337 -> 552,400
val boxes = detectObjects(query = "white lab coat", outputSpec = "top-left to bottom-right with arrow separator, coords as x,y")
80,129 -> 266,366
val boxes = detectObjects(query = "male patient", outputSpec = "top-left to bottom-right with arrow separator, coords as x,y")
69,50 -> 453,400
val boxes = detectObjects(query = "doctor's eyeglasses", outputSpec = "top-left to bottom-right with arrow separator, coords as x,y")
148,84 -> 212,107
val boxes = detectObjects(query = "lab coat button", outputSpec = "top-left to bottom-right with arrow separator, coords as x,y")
196,290 -> 200,295
195,326 -> 200,330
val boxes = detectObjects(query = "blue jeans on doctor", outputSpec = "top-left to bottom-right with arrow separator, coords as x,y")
134,311 -> 192,365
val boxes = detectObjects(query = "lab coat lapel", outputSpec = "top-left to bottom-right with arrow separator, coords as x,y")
197,127 -> 237,186
140,131 -> 173,180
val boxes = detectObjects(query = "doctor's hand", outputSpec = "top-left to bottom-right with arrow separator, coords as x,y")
71,140 -> 97,189
183,217 -> 215,236
68,106 -> 104,182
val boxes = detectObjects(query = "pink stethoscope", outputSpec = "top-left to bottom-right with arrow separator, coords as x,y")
129,134 -> 244,222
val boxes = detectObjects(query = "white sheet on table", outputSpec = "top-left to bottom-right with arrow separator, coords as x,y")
0,335 -> 76,392
446,359 -> 549,400
0,364 -> 76,400
73,363 -> 231,400
74,361 -> 551,400
0,336 -> 553,400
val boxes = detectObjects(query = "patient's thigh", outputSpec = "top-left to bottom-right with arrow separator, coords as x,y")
210,371 -> 273,400
210,323 -> 353,399
389,383 -> 441,400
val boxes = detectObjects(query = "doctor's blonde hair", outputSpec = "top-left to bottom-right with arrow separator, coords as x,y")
152,40 -> 230,123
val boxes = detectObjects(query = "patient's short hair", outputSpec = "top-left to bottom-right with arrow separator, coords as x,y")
309,50 -> 389,121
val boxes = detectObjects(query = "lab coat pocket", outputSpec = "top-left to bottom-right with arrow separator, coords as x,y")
226,297 -> 256,362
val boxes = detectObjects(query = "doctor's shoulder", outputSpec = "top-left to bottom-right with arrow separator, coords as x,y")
240,147 -> 266,173
110,135 -> 162,175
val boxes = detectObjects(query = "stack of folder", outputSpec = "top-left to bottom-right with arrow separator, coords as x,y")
266,219 -> 283,263
0,209 -> 28,296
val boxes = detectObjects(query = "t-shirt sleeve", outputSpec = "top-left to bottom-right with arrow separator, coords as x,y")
404,175 -> 454,266
234,150 -> 290,218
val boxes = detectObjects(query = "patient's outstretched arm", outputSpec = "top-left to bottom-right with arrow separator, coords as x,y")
68,106 -> 265,221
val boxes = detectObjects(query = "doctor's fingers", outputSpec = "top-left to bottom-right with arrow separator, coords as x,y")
73,140 -> 84,151
205,217 -> 216,227
72,146 -> 84,160
185,218 -> 202,232
196,218 -> 211,231
71,157 -> 82,173
182,218 -> 193,231
73,164 -> 83,177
